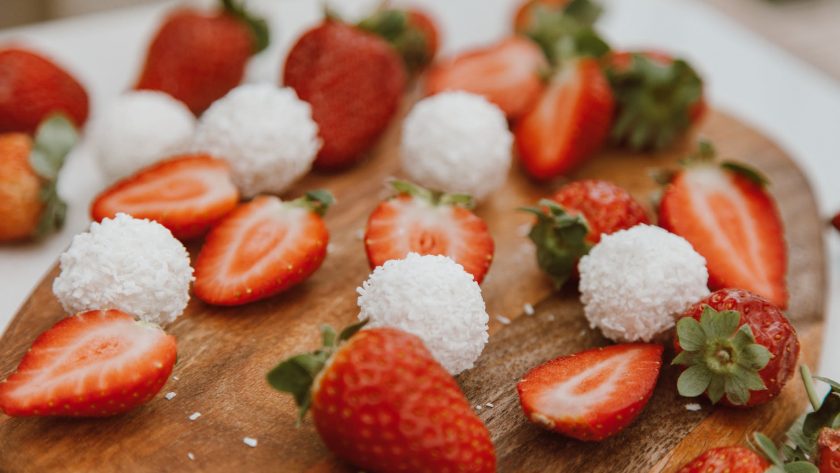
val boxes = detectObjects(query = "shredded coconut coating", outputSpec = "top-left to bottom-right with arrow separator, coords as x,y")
92,91 -> 195,181
53,213 -> 194,325
192,84 -> 321,198
578,225 -> 709,342
400,92 -> 513,202
357,253 -> 489,375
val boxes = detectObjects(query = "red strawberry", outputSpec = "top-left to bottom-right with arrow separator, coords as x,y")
517,343 -> 663,441
818,428 -> 840,472
364,181 -> 494,284
513,0 -> 570,33
425,37 -> 547,120
91,154 -> 239,240
515,58 -> 614,180
358,8 -> 440,74
673,288 -> 800,407
135,0 -> 269,115
283,21 -> 406,170
0,309 -> 176,417
193,191 -> 333,306
522,179 -> 648,287
832,212 -> 840,234
0,47 -> 88,134
659,142 -> 788,307
676,446 -> 770,473
268,322 -> 496,472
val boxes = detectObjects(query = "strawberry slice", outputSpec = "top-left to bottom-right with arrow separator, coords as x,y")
364,181 -> 494,283
659,143 -> 788,308
425,36 -> 547,120
91,154 -> 239,240
0,309 -> 176,417
515,58 -> 614,180
193,190 -> 333,306
517,343 -> 663,441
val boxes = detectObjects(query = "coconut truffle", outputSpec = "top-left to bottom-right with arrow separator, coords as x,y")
192,84 -> 320,198
400,91 -> 512,202
578,224 -> 709,343
357,253 -> 489,375
92,91 -> 195,181
53,213 -> 193,325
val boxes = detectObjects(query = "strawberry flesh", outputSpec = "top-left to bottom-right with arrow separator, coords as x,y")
677,446 -> 770,473
819,428 -> 840,473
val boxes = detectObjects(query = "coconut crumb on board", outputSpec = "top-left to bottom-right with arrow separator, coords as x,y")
495,315 -> 511,325
243,437 -> 258,448
685,403 -> 702,412
189,412 -> 201,421
187,452 -> 195,461
165,392 -> 176,400
523,303 -> 535,316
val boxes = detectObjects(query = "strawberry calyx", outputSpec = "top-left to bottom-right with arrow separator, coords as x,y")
749,432 -> 818,473
673,305 -> 771,406
28,114 -> 77,239
679,141 -> 770,188
520,0 -> 608,66
389,180 -> 475,209
776,366 -> 840,465
520,199 -> 591,288
267,319 -> 368,420
221,0 -> 270,54
358,9 -> 433,73
288,189 -> 335,217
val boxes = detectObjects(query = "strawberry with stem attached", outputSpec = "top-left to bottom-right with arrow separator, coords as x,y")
358,7 -> 440,74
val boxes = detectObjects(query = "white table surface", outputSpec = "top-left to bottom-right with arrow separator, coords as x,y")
1,0 -> 839,380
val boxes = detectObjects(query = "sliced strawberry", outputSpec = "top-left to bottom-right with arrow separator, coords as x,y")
425,37 -> 547,120
677,446 -> 770,473
517,343 -> 663,441
193,191 -> 333,306
515,58 -> 614,180
364,181 -> 494,283
659,143 -> 788,308
0,309 -> 176,417
91,154 -> 239,240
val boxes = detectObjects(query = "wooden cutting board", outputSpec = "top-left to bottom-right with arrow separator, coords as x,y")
0,101 -> 826,472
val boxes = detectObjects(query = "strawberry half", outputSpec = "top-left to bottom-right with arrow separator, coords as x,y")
91,154 -> 239,241
268,321 -> 496,472
193,190 -> 333,306
364,181 -> 494,284
515,58 -> 614,180
677,446 -> 770,473
425,37 -> 547,120
659,142 -> 788,308
517,343 -> 663,441
358,8 -> 440,74
0,309 -> 176,417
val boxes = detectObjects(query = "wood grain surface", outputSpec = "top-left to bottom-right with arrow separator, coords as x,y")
0,101 -> 826,472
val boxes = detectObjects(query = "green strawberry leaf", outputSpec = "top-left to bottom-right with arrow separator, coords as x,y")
29,114 -> 77,239
338,319 -> 368,343
524,0 -> 609,66
675,317 -> 705,352
358,9 -> 434,73
221,0 -> 270,54
291,189 -> 335,216
389,180 -> 475,209
520,199 -> 591,288
721,161 -> 770,188
676,364 -> 712,397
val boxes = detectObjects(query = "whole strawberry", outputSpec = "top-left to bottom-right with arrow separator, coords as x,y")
673,288 -> 800,407
818,428 -> 840,472
283,21 -> 406,170
522,179 -> 648,287
135,0 -> 269,115
677,446 -> 769,473
268,322 -> 496,472
358,8 -> 440,74
0,47 -> 88,134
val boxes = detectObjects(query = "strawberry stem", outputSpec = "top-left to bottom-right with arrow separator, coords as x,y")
801,365 -> 822,411
221,0 -> 270,54
389,180 -> 475,209
519,199 -> 591,289
290,190 -> 335,216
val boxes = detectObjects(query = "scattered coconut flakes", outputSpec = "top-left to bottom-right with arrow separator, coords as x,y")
485,402 -> 494,408
189,412 -> 201,421
187,452 -> 195,461
685,403 -> 702,412
523,303 -> 535,316
496,315 -> 511,325
243,437 -> 258,448
355,228 -> 365,240
475,405 -> 483,411
165,392 -> 177,400
172,376 -> 179,381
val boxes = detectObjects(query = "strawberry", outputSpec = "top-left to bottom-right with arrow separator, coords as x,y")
832,212 -> 840,234
513,0 -> 570,34
0,115 -> 77,242
193,191 -> 333,306
0,47 -> 89,134
818,428 -> 840,472
283,21 -> 406,170
358,8 -> 440,74
364,181 -> 494,284
522,179 -> 648,287
135,0 -> 269,115
91,154 -> 239,240
267,322 -> 496,472
673,288 -> 799,407
0,309 -> 176,417
676,446 -> 770,473
605,50 -> 705,150
515,58 -> 614,180
516,343 -> 663,441
425,37 -> 547,120
659,142 -> 788,307
513,0 -> 604,65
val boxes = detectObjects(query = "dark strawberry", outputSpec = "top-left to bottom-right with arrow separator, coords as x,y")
91,154 -> 239,240
0,47 -> 88,134
193,191 -> 333,306
0,309 -> 176,417
677,446 -> 770,473
659,142 -> 788,307
673,289 -> 799,407
364,180 -> 494,283
135,0 -> 269,115
283,21 -> 406,170
425,36 -> 547,120
358,8 -> 440,74
268,322 -> 496,472
517,343 -> 663,441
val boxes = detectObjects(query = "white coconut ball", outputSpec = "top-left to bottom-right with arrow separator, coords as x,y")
578,224 -> 710,343
400,91 -> 513,202
53,213 -> 194,325
357,253 -> 489,375
192,84 -> 320,198
92,90 -> 195,182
